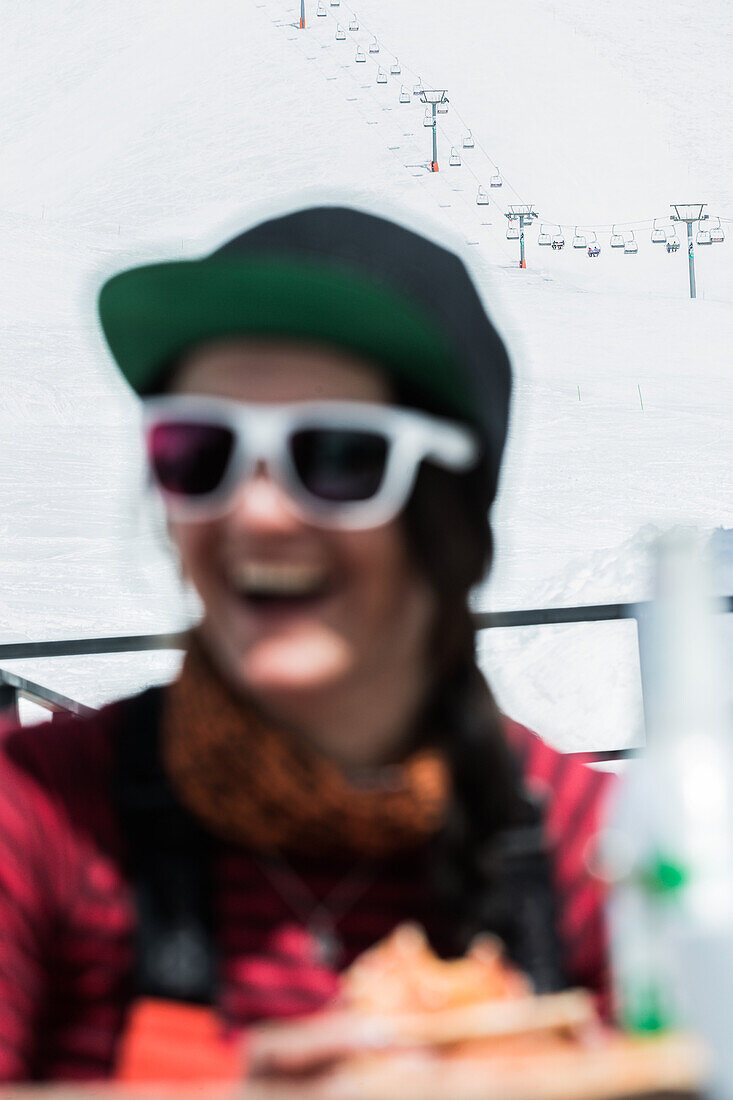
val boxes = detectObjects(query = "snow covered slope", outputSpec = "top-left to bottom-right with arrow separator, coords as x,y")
1,0 -> 731,749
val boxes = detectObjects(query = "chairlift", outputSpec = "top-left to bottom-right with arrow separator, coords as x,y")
330,0 -> 340,6
399,85 -> 410,104
316,0 -> 326,14
666,239 -> 680,253
476,186 -> 489,206
696,224 -> 712,245
551,233 -> 565,250
710,217 -> 725,243
462,130 -> 474,149
449,147 -> 461,167
624,231 -> 638,254
348,14 -> 359,30
369,36 -> 379,53
423,107 -> 435,127
335,24 -> 346,40
376,67 -> 387,84
651,218 -> 667,244
413,79 -> 424,96
586,231 -> 600,257
354,46 -> 366,62
538,224 -> 551,246
572,227 -> 587,249
390,58 -> 401,75
506,219 -> 520,241
490,168 -> 502,187
610,225 -> 624,248
437,100 -> 448,114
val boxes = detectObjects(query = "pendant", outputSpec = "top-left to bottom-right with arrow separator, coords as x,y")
311,920 -> 342,968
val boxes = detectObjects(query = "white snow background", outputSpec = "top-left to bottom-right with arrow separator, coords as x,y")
1,0 -> 731,750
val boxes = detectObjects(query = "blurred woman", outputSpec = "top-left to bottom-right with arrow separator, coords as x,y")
0,205 -> 611,1081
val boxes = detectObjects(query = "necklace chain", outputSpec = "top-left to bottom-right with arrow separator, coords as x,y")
257,853 -> 375,967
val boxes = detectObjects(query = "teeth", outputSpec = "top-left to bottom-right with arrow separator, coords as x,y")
228,561 -> 330,597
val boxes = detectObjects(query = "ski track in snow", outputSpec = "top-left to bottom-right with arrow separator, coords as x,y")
1,0 -> 731,749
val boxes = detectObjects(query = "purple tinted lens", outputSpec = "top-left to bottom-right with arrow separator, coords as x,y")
291,428 -> 388,502
148,421 -> 235,496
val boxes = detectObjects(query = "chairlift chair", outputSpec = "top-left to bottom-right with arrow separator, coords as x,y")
610,225 -> 624,248
316,0 -> 326,14
696,225 -> 712,245
330,0 -> 340,6
506,219 -> 520,240
369,36 -> 379,53
538,225 -> 551,246
551,234 -> 565,250
490,169 -> 502,188
390,58 -> 401,75
335,24 -> 346,40
377,67 -> 387,84
348,15 -> 359,30
666,239 -> 680,253
355,46 -> 366,62
462,130 -> 474,149
624,231 -> 638,254
437,100 -> 448,114
587,245 -> 601,257
476,186 -> 489,206
413,79 -> 424,96
710,217 -> 725,243
651,218 -> 667,244
399,85 -> 410,104
423,107 -> 435,127
449,147 -> 461,167
572,227 -> 587,249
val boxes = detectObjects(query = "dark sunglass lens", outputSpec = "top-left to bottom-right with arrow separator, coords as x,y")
291,429 -> 388,503
148,422 -> 234,496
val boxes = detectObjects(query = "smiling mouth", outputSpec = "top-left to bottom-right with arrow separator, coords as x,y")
227,561 -> 334,608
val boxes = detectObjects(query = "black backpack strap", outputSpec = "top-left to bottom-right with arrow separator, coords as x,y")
114,687 -> 217,1004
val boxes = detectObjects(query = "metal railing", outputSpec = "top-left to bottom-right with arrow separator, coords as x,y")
2,595 -> 731,758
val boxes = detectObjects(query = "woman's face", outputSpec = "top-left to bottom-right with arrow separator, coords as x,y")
167,339 -> 437,713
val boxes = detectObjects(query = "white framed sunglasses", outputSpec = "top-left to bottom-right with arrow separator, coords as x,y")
142,395 -> 479,529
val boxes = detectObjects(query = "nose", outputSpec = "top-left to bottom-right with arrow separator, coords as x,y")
224,464 -> 304,533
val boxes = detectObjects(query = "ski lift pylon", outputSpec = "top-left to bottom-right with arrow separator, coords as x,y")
476,186 -> 489,206
572,227 -> 587,249
462,129 -> 474,149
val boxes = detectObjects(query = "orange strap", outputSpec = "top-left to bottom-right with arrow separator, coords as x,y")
115,999 -> 246,1082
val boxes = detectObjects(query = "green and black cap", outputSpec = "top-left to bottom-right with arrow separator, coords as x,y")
98,204 -> 512,497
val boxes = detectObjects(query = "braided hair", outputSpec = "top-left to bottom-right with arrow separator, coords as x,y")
397,384 -> 566,991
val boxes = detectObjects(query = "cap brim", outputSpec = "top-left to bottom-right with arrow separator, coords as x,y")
98,254 -> 466,413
